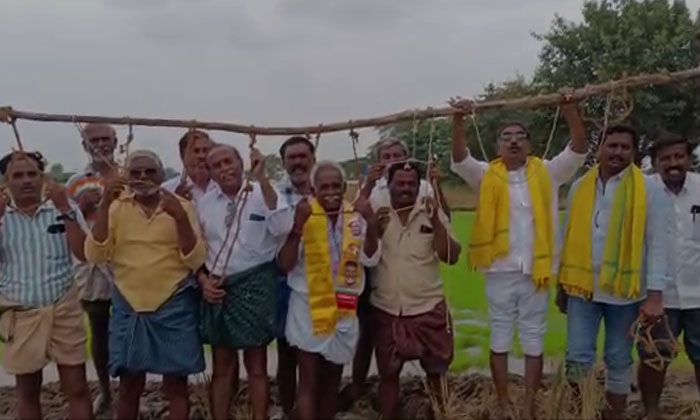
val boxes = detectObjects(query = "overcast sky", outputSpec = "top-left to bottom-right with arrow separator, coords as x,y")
2,0 -> 699,172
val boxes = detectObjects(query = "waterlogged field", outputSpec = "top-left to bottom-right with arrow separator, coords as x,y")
443,212 -> 692,372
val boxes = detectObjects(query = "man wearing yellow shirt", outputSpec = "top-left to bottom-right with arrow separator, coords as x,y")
84,150 -> 206,420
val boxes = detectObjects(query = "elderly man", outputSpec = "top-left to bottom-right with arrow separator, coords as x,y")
340,137 -> 451,409
197,144 -> 291,420
371,161 -> 461,419
274,136 -> 316,417
450,98 -> 587,419
66,121 -> 119,413
85,150 -> 206,420
557,125 -> 670,419
0,151 -> 93,420
635,133 -> 699,420
277,161 -> 380,420
162,129 -> 216,202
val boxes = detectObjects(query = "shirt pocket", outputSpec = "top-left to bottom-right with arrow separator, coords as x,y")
692,218 -> 700,243
239,214 -> 273,252
407,229 -> 435,261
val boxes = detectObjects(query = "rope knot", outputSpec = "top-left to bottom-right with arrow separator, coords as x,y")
0,107 -> 13,124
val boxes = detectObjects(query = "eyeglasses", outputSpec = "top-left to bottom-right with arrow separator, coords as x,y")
224,200 -> 237,228
499,132 -> 528,142
88,136 -> 113,142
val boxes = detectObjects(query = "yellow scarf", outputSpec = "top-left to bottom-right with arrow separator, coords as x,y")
558,164 -> 646,299
468,157 -> 554,287
303,199 -> 363,336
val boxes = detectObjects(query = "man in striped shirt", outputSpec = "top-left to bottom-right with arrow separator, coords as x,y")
0,151 -> 93,420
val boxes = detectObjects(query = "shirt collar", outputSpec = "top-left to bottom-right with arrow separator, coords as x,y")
6,197 -> 56,214
654,172 -> 691,196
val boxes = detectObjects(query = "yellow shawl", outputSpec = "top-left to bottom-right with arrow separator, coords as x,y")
303,199 -> 363,336
469,157 -> 554,287
558,164 -> 646,299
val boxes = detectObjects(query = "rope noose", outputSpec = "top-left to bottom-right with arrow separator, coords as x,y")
411,111 -> 419,158
210,130 -> 259,282
1,107 -> 25,152
349,125 -> 362,187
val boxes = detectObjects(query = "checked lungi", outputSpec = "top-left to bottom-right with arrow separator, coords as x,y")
200,261 -> 278,349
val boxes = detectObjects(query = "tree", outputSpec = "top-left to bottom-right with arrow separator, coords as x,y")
533,0 -> 700,154
380,0 -> 700,174
48,163 -> 73,184
265,154 -> 284,182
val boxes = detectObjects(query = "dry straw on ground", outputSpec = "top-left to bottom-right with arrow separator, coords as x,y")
0,371 -> 698,419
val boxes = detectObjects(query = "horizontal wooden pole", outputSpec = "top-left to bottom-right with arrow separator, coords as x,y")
2,66 -> 699,137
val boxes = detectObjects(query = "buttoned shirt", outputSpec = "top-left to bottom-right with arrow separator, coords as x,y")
450,145 -> 587,274
84,194 -> 206,312
371,207 -> 455,316
562,167 -> 671,304
648,172 -> 700,309
197,182 -> 291,277
0,201 -> 87,307
162,175 -> 217,204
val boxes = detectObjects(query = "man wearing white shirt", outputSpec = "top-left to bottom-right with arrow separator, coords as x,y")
637,133 -> 700,420
449,97 -> 587,419
277,161 -> 380,420
197,144 -> 291,420
161,129 -> 216,202
274,136 -> 316,418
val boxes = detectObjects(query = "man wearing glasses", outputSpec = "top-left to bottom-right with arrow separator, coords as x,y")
449,96 -> 587,420
197,144 -> 291,420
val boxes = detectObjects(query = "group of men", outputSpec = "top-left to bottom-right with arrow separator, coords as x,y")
0,120 -> 460,420
0,91 -> 697,420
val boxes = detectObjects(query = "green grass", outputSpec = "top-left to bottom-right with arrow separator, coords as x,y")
444,211 -> 692,372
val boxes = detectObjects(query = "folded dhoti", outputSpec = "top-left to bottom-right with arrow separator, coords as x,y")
0,284 -> 86,375
200,261 -> 278,349
109,278 -> 204,377
372,300 -> 454,376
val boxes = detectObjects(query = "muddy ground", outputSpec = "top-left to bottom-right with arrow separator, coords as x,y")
0,373 -> 697,419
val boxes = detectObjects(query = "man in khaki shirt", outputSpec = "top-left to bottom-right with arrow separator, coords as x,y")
370,161 -> 461,420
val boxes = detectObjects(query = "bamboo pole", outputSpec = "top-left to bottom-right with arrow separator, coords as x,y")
1,67 -> 699,136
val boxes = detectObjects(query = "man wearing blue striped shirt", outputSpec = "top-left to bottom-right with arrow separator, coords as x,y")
0,151 -> 93,420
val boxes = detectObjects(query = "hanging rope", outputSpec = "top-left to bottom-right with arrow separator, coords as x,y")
411,111 -> 419,158
314,126 -> 322,151
349,126 -> 361,184
541,105 -> 561,160
0,107 -> 25,152
209,131 -> 260,283
469,109 -> 490,162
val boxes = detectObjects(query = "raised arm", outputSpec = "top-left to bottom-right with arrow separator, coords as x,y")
451,112 -> 469,163
561,97 -> 587,154
46,182 -> 87,262
429,202 -> 461,264
277,198 -> 310,274
251,147 -> 278,210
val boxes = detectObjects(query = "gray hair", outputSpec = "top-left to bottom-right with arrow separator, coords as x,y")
207,143 -> 244,167
374,137 -> 409,161
126,150 -> 164,173
311,160 -> 346,189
